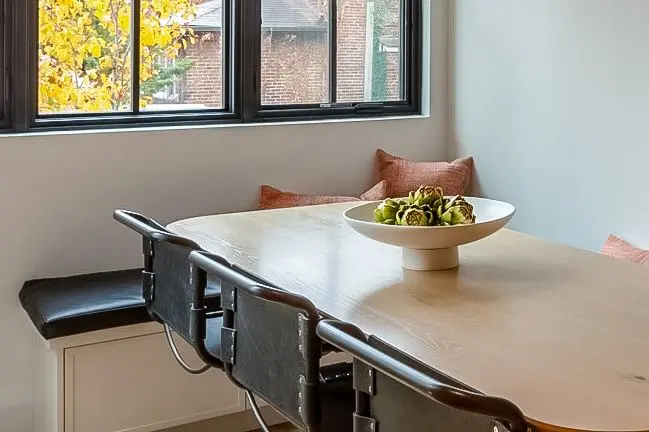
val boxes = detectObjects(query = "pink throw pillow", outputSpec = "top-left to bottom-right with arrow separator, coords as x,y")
376,149 -> 474,197
360,180 -> 388,201
601,235 -> 649,265
258,181 -> 388,210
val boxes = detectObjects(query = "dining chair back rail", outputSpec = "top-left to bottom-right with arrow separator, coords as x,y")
316,320 -> 529,432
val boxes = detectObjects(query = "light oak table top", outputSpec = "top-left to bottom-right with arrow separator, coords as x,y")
169,203 -> 649,432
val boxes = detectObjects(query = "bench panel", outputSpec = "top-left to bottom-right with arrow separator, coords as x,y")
64,332 -> 245,432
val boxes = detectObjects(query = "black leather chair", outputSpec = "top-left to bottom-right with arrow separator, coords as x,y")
189,250 -> 354,432
115,210 -> 353,431
113,210 -> 224,372
316,320 -> 529,432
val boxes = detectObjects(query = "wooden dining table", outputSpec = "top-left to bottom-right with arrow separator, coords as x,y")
168,202 -> 649,432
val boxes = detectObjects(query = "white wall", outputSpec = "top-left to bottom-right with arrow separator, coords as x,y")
452,0 -> 649,251
0,1 -> 448,430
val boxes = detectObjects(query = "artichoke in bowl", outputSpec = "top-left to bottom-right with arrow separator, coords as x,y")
407,186 -> 444,207
396,204 -> 435,226
374,198 -> 408,225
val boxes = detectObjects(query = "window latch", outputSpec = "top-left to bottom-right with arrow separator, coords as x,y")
355,103 -> 385,114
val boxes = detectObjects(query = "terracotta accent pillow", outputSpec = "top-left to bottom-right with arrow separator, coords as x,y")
360,180 -> 388,201
376,149 -> 474,197
601,235 -> 649,265
259,181 -> 388,210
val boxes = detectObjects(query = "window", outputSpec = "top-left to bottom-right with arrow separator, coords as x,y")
255,0 -> 420,120
337,0 -> 403,102
35,0 -> 227,125
260,0 -> 330,106
140,0 -> 225,111
6,0 -> 421,131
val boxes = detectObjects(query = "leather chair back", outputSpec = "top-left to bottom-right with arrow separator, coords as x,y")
189,250 -> 324,430
113,210 -> 223,347
316,319 -> 529,432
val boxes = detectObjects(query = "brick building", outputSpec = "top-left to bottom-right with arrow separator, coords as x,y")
153,0 -> 401,108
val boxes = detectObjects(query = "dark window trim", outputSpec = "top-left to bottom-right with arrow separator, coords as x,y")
240,0 -> 261,122
0,0 -> 8,127
131,0 -> 141,115
4,0 -> 422,133
329,0 -> 338,105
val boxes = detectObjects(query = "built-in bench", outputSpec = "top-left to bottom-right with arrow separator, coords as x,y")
19,267 -> 345,432
19,268 -> 282,432
19,268 -> 222,340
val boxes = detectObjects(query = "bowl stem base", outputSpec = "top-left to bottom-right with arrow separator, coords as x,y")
402,247 -> 459,271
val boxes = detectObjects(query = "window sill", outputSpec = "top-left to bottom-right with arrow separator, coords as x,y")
0,113 -> 430,139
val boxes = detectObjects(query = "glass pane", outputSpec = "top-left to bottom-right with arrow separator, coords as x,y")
337,0 -> 402,102
39,0 -> 132,114
261,0 -> 330,105
141,0 -> 223,111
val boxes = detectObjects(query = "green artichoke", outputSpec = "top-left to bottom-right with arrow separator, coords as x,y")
395,204 -> 411,222
374,198 -> 403,224
429,197 -> 444,224
440,196 -> 475,225
444,195 -> 473,212
399,207 -> 431,226
395,204 -> 410,225
407,186 -> 444,206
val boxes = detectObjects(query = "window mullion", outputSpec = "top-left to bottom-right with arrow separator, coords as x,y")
131,0 -> 141,114
1,0 -> 6,125
223,0 -> 232,112
401,0 -> 408,101
409,0 -> 422,109
240,0 -> 261,122
12,0 -> 36,131
329,0 -> 337,104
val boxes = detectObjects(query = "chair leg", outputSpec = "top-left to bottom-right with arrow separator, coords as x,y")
164,324 -> 211,374
246,390 -> 272,432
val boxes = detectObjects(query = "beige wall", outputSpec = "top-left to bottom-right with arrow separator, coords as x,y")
452,0 -> 649,250
0,1 -> 447,430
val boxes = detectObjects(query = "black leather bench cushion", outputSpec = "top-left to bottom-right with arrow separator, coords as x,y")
19,269 -> 221,340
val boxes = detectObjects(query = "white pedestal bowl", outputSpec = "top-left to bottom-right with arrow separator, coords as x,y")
343,197 -> 515,271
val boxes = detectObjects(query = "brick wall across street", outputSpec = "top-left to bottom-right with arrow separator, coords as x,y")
171,0 -> 401,108
181,32 -> 223,108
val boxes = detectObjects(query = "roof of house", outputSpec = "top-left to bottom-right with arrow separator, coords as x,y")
189,0 -> 327,32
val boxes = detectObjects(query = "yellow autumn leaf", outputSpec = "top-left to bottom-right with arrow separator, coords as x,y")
99,57 -> 113,69
90,43 -> 102,57
141,29 -> 155,46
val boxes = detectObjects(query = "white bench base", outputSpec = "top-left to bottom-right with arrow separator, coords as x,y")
32,322 -> 349,432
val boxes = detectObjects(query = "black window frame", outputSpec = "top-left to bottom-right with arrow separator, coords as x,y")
5,0 -> 422,133
1,0 -> 10,128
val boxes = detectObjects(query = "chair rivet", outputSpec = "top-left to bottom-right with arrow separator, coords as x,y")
493,426 -> 498,432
